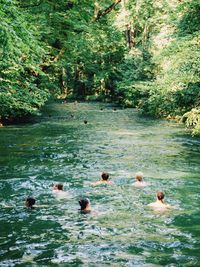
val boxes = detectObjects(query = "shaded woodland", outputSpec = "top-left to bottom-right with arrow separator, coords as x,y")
0,0 -> 200,135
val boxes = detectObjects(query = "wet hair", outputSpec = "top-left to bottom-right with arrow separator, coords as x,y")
84,120 -> 88,124
157,192 -> 165,201
79,198 -> 90,211
135,172 -> 144,182
26,197 -> 36,208
55,183 -> 63,190
101,172 -> 109,180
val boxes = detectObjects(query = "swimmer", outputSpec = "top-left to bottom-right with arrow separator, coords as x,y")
52,183 -> 63,192
1,198 -> 48,209
52,183 -> 71,200
92,172 -> 114,186
25,196 -> 36,209
79,198 -> 91,213
148,192 -> 172,210
84,120 -> 88,124
133,172 -> 148,187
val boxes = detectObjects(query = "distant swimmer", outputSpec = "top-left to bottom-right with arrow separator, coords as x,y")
52,183 -> 71,200
148,192 -> 173,210
25,196 -> 36,209
84,120 -> 88,124
52,183 -> 63,192
79,198 -> 91,213
133,172 -> 148,187
1,197 -> 48,209
92,172 -> 114,186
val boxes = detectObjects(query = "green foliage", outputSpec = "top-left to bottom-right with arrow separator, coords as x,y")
139,35 -> 200,117
178,0 -> 200,35
1,0 -> 200,137
116,49 -> 154,107
114,0 -> 200,135
182,108 -> 200,136
0,0 -> 125,120
19,0 -> 125,99
0,0 -> 50,120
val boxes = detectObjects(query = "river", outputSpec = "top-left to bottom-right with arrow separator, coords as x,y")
0,102 -> 200,266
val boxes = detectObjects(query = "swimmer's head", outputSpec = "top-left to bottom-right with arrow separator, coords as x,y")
157,191 -> 165,201
53,183 -> 63,190
101,172 -> 109,181
135,172 -> 144,182
26,196 -> 36,208
79,198 -> 90,211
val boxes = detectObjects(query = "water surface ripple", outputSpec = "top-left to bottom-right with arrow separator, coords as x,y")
0,102 -> 200,266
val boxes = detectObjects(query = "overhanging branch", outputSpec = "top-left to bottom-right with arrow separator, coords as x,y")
95,0 -> 122,21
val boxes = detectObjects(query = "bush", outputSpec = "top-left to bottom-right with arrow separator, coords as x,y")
182,108 -> 200,136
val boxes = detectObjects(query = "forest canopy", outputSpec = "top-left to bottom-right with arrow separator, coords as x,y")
0,0 -> 200,135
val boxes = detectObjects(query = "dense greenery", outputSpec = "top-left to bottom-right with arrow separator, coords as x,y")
0,0 -> 199,134
0,0 -> 50,121
115,0 -> 200,135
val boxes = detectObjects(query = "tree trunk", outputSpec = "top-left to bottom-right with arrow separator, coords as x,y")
126,25 -> 134,48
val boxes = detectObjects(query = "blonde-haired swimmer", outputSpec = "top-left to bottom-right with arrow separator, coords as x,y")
133,172 -> 148,187
91,172 -> 114,186
148,191 -> 172,210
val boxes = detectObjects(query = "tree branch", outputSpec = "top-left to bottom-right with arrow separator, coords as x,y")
95,0 -> 122,21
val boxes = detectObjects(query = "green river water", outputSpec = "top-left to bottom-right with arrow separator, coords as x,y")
0,102 -> 200,266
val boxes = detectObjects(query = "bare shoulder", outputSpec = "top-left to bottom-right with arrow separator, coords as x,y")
134,182 -> 148,188
91,181 -> 102,186
147,202 -> 156,207
148,202 -> 174,210
91,180 -> 114,186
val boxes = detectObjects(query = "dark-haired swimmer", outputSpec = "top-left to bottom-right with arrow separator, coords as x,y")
52,183 -> 63,192
25,196 -> 36,209
79,198 -> 91,213
148,192 -> 172,210
1,197 -> 48,209
91,172 -> 114,186
133,172 -> 148,187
